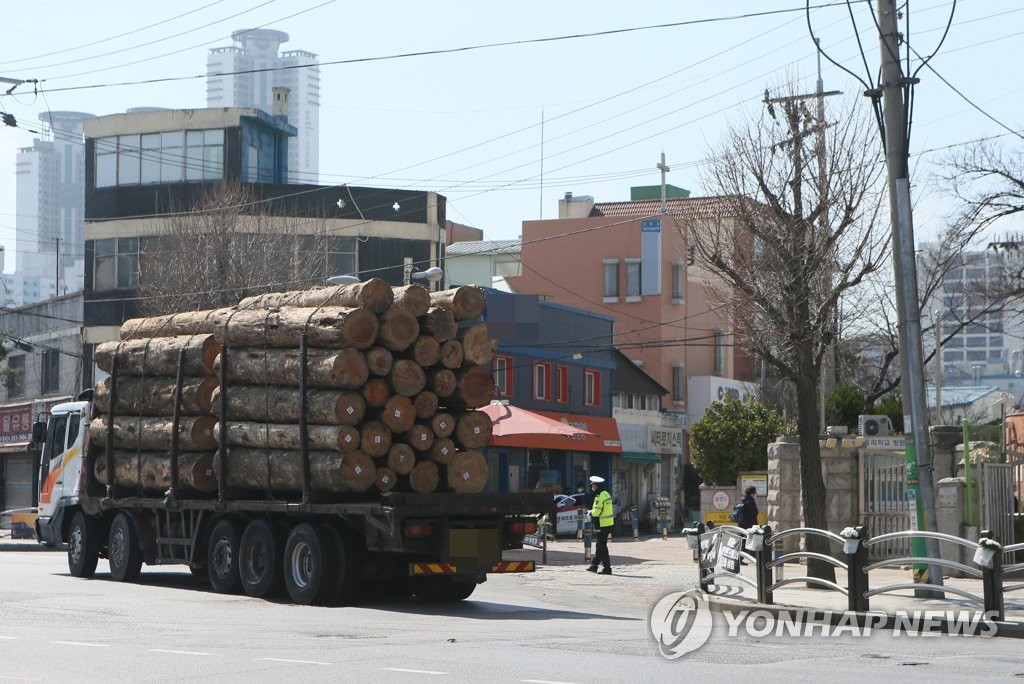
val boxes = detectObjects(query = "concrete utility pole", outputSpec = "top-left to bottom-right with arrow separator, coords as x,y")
876,0 -> 944,594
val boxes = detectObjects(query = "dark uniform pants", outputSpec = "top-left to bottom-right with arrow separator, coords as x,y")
593,525 -> 612,570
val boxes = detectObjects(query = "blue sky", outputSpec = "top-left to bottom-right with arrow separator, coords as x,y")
1,0 -> 1020,274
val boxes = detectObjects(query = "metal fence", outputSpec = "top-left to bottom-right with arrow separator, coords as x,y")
859,450 -> 911,560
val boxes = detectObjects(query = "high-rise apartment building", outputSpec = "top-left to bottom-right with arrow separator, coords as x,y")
206,29 -> 320,184
8,111 -> 92,306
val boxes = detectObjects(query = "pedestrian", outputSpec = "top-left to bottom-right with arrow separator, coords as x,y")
586,475 -> 614,575
739,485 -> 758,529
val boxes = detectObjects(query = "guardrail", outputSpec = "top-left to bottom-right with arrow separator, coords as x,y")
689,522 -> 1018,621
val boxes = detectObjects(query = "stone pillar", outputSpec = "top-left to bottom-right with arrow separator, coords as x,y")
821,434 -> 859,531
767,435 -> 802,554
936,476 -> 968,576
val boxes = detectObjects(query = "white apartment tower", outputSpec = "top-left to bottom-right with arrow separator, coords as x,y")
9,111 -> 92,306
206,29 -> 320,184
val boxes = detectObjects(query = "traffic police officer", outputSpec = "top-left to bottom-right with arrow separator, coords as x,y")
586,475 -> 614,575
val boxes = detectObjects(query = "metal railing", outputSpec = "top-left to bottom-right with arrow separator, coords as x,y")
690,522 -> 1014,620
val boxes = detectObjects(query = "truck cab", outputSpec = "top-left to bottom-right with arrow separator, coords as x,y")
34,396 -> 90,546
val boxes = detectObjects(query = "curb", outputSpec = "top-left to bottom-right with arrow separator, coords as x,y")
707,595 -> 1024,639
0,541 -> 60,553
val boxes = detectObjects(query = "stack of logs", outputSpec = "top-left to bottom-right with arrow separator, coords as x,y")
89,280 -> 498,497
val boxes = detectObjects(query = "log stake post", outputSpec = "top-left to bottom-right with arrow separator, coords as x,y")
216,344 -> 229,504
104,353 -> 119,500
299,333 -> 312,504
168,348 -> 186,503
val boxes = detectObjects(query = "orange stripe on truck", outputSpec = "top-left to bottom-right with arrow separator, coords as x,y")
411,563 -> 457,575
490,561 -> 535,573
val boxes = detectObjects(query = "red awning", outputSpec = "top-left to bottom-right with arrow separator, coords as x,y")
480,403 -> 596,450
534,410 -> 622,453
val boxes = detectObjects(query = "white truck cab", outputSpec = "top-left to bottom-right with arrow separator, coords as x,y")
33,395 -> 91,546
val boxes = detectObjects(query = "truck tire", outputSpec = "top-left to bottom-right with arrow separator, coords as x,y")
324,525 -> 365,606
67,511 -> 101,578
239,519 -> 286,598
442,580 -> 477,601
107,513 -> 142,582
283,523 -> 338,605
207,518 -> 244,594
413,577 -> 477,602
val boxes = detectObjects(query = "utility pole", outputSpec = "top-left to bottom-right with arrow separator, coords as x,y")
876,0 -> 944,595
657,152 -> 670,214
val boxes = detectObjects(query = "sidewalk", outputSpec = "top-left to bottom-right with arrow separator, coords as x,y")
0,536 -> 56,552
516,533 -> 1024,636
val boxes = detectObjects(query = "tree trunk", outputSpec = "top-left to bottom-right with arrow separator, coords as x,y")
398,424 -> 434,452
95,335 -> 220,376
376,307 -> 419,351
94,451 -> 216,493
223,421 -> 362,453
213,347 -> 369,389
453,410 -> 493,449
94,375 -> 218,417
120,307 -> 237,340
390,359 -> 427,397
361,378 -> 392,408
374,466 -> 398,493
445,450 -> 488,493
430,286 -> 486,321
211,386 -> 366,425
378,394 -> 415,433
795,368 -> 835,584
429,437 -> 455,465
412,391 -> 439,420
418,307 -> 457,341
445,366 -> 495,409
426,368 -> 456,398
438,340 -> 464,369
397,336 -> 440,368
359,420 -> 392,458
407,460 -> 439,493
236,278 -> 394,313
458,323 -> 495,366
392,284 -> 431,317
365,346 -> 394,376
89,416 -> 218,451
215,307 -> 380,349
431,412 -> 456,439
222,448 -> 376,494
386,443 -> 416,475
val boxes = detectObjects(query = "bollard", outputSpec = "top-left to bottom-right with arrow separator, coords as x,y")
979,529 -> 1005,621
582,519 -> 593,563
755,525 -> 773,605
660,512 -> 669,540
846,525 -> 870,613
576,508 -> 584,541
631,506 -> 640,541
697,522 -> 712,592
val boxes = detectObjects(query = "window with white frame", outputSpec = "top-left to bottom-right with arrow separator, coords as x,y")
584,369 -> 600,406
714,330 -> 725,375
95,129 -> 224,188
533,362 -> 551,401
626,259 -> 641,298
671,260 -> 685,301
556,364 -> 568,403
603,259 -> 619,299
493,355 -> 512,397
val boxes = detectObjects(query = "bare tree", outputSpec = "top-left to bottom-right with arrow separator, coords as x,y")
683,89 -> 888,580
135,182 -> 337,316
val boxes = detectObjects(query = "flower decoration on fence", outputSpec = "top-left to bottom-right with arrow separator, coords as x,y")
974,537 -> 1002,569
839,526 -> 862,554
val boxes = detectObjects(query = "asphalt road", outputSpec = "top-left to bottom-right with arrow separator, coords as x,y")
1,550 -> 1022,683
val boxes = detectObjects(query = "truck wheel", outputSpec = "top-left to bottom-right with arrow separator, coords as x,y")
107,513 -> 142,582
207,518 -> 243,594
413,577 -> 477,602
442,581 -> 477,601
283,523 -> 338,606
239,519 -> 286,598
324,525 -> 365,606
67,511 -> 101,578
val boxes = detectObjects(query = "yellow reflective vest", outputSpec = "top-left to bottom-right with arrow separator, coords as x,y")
591,490 -> 614,528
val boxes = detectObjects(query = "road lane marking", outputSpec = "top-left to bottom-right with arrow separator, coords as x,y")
523,680 -> 581,684
51,641 -> 109,647
260,658 -> 331,666
149,649 -> 214,656
381,668 -> 447,675
0,636 -> 19,640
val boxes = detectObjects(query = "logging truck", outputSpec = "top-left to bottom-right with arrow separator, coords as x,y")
32,280 -> 546,605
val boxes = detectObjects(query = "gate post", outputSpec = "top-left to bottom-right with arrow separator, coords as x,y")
698,522 -> 712,593
756,525 -> 774,605
979,529 -> 1005,621
846,525 -> 870,613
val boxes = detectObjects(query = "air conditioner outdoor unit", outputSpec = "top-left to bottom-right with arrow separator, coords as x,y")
858,415 -> 892,437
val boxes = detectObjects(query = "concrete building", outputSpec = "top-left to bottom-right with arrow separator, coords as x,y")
207,29 -> 320,184
8,112 -> 93,306
82,106 -> 446,374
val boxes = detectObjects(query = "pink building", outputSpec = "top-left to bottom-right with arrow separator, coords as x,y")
506,189 -> 756,441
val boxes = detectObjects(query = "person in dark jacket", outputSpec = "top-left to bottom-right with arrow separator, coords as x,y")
740,486 -> 759,529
